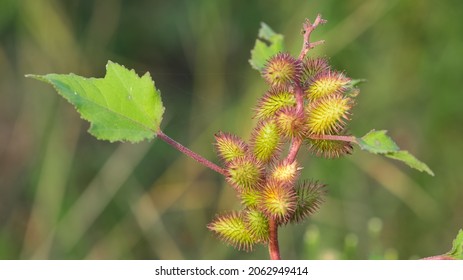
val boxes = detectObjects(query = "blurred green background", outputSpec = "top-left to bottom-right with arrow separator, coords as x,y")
1,0 -> 462,260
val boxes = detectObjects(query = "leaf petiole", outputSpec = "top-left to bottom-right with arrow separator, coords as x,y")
157,130 -> 227,176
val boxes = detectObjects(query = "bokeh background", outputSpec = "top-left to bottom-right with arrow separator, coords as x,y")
1,0 -> 462,260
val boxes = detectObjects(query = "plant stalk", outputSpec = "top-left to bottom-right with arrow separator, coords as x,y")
157,130 -> 227,176
268,14 -> 328,260
268,218 -> 281,260
298,14 -> 327,60
308,134 -> 357,143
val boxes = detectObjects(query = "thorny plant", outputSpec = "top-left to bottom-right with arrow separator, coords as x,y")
27,14 -> 462,260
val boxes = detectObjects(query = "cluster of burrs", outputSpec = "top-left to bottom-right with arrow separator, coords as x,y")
208,15 -> 360,252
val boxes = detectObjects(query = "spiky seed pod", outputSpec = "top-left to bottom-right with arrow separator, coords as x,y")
305,71 -> 351,100
275,107 -> 306,139
306,94 -> 352,135
262,52 -> 302,87
254,86 -> 296,120
307,138 -> 353,158
251,120 -> 281,163
259,180 -> 297,223
301,57 -> 330,83
270,161 -> 300,186
239,188 -> 261,208
214,132 -> 248,164
207,212 -> 256,251
289,181 -> 326,224
226,156 -> 263,192
244,209 -> 269,243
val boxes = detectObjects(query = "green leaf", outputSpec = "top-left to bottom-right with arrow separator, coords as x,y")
258,22 -> 279,40
355,130 -> 434,176
348,78 -> 367,88
356,130 -> 400,154
385,151 -> 434,176
27,61 -> 164,143
446,229 -> 463,260
344,78 -> 365,98
249,22 -> 285,71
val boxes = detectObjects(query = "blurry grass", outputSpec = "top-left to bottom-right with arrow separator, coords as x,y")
302,218 -> 399,260
0,0 -> 462,260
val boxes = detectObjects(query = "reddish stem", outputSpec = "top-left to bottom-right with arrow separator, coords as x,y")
308,134 -> 357,143
285,138 -> 303,165
298,14 -> 327,61
284,85 -> 305,164
267,14 -> 327,261
157,130 -> 227,176
268,218 -> 281,260
269,86 -> 304,259
294,81 -> 305,113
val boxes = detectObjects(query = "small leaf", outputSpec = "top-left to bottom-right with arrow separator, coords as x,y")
446,229 -> 463,260
348,78 -> 367,88
258,22 -> 279,40
355,130 -> 434,176
249,23 -> 285,72
356,130 -> 399,154
344,78 -> 366,98
27,61 -> 165,143
386,151 -> 434,176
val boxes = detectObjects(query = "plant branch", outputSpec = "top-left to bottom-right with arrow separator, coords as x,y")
284,85 -> 305,165
157,130 -> 227,176
284,13 -> 328,167
270,87 -> 303,260
298,14 -> 327,60
308,134 -> 358,143
267,16 -> 328,260
268,218 -> 281,260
